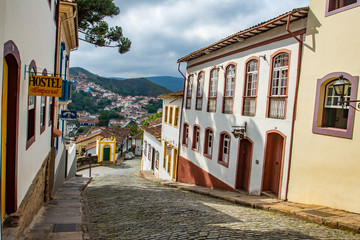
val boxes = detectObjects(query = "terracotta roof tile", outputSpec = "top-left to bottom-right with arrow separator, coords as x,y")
141,125 -> 162,139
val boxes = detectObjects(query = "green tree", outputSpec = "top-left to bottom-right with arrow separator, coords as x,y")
77,0 -> 131,54
97,111 -> 110,126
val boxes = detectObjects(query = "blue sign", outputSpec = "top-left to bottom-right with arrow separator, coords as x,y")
60,110 -> 77,120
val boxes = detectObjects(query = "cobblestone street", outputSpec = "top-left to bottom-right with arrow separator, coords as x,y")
82,159 -> 360,239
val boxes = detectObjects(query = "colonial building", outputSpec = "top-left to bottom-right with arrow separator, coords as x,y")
287,0 -> 360,213
0,0 -> 78,236
177,8 -> 308,199
159,91 -> 183,180
141,119 -> 162,174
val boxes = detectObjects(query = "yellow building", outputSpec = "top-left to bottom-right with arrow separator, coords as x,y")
288,0 -> 360,213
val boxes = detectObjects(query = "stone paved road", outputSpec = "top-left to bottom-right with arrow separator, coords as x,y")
82,158 -> 360,240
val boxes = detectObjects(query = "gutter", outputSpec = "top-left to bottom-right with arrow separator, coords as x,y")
176,62 -> 187,181
284,12 -> 305,200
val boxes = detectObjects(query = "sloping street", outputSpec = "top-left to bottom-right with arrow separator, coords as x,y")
81,158 -> 359,240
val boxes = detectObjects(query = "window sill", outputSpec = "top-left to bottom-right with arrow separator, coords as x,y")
192,148 -> 199,153
182,143 -> 188,147
312,126 -> 351,139
325,1 -> 360,16
26,136 -> 36,150
204,153 -> 212,159
217,160 -> 229,168
40,125 -> 46,134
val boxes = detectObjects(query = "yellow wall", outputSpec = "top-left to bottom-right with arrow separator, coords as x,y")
76,136 -> 103,155
288,1 -> 360,213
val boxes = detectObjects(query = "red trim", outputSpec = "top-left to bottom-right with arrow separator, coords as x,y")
217,131 -> 231,168
185,74 -> 194,109
266,49 -> 291,119
187,29 -> 306,69
182,122 -> 189,147
222,62 -> 237,114
26,60 -> 38,149
325,0 -> 360,16
3,40 -> 21,213
191,124 -> 200,152
195,71 -> 205,111
261,130 -> 286,198
242,56 -> 260,116
177,156 -> 236,192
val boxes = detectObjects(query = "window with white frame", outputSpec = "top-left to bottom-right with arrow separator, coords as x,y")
155,151 -> 159,169
204,128 -> 213,157
186,75 -> 193,109
196,72 -> 204,110
323,81 -> 351,129
192,125 -> 200,150
243,60 -> 258,116
40,96 -> 46,133
268,52 -> 289,119
148,144 -> 151,160
208,68 -> 218,112
218,133 -> 230,166
144,141 -> 147,156
182,123 -> 189,146
223,65 -> 235,114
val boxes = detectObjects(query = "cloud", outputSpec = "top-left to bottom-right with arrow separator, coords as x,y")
70,0 -> 309,78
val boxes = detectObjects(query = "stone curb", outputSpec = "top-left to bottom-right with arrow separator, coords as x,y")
138,171 -> 360,234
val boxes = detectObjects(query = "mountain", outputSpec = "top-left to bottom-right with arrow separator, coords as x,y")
70,67 -> 172,97
110,76 -> 184,92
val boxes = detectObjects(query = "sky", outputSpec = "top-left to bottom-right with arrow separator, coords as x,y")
70,0 -> 310,79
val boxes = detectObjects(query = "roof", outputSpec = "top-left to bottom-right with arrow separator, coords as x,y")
133,132 -> 143,139
76,127 -> 131,144
177,7 -> 308,63
158,90 -> 184,98
141,125 -> 162,140
146,118 -> 162,126
85,141 -> 97,151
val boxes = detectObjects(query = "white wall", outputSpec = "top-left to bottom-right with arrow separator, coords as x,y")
142,132 -> 161,176
1,0 -> 57,206
179,20 -> 305,199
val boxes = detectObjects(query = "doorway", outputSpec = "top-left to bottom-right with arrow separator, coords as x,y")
151,148 -> 155,171
262,131 -> 285,197
103,146 -> 110,161
1,41 -> 20,219
235,138 -> 252,192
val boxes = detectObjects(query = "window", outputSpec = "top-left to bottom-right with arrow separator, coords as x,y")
223,64 -> 236,114
163,141 -> 167,168
204,128 -> 213,158
169,106 -> 173,125
182,123 -> 189,146
174,106 -> 179,128
208,68 -> 218,112
148,144 -> 151,160
155,151 -> 159,169
40,96 -> 46,134
218,132 -> 231,167
192,125 -> 200,151
144,141 -> 147,156
327,0 -> 359,15
164,105 -> 169,124
196,72 -> 204,110
312,72 -> 358,139
27,60 -> 37,149
268,52 -> 289,119
186,75 -> 193,109
48,97 -> 53,126
243,59 -> 259,116
167,147 -> 171,174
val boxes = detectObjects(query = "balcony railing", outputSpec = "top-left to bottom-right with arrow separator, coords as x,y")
60,80 -> 71,102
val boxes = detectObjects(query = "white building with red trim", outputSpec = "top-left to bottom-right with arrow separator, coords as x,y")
177,8 -> 308,199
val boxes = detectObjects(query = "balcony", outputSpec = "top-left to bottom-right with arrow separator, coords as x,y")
59,79 -> 71,103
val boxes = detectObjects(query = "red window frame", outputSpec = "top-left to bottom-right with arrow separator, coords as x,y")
186,75 -> 193,109
207,67 -> 218,113
218,132 -> 231,168
195,71 -> 204,111
27,60 -> 37,149
203,128 -> 213,159
242,57 -> 259,116
192,125 -> 200,151
182,122 -> 189,146
222,63 -> 236,114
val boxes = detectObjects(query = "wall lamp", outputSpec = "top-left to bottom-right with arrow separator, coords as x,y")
332,75 -> 360,111
232,122 -> 247,139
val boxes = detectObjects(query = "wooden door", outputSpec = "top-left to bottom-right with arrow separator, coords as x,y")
262,132 -> 284,197
172,148 -> 178,180
103,146 -> 110,161
1,59 -> 8,219
235,139 -> 252,192
151,148 -> 155,170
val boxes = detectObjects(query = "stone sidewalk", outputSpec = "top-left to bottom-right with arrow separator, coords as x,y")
20,176 -> 91,240
139,170 -> 360,234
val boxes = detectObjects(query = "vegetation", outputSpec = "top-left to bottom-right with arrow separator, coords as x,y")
126,121 -> 140,134
77,0 -> 131,54
143,99 -> 163,113
70,67 -> 172,97
68,91 -> 111,114
142,112 -> 162,126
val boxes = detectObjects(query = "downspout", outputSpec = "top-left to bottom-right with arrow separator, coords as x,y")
176,61 -> 187,182
284,12 -> 305,200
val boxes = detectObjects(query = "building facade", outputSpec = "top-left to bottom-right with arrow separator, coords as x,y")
141,119 -> 162,175
288,0 -> 360,213
177,8 -> 308,199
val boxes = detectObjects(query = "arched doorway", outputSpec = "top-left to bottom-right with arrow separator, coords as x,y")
235,138 -> 252,192
1,40 -> 21,218
103,145 -> 110,161
262,131 -> 285,198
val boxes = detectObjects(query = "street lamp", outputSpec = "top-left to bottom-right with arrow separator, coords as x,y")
332,75 -> 360,110
232,122 -> 247,139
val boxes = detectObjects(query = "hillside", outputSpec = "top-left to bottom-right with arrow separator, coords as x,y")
70,67 -> 172,97
111,76 -> 184,92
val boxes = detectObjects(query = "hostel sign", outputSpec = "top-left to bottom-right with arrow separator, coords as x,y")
28,75 -> 63,97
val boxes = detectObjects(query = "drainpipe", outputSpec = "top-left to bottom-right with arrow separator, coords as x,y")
284,12 -> 304,200
176,61 -> 187,182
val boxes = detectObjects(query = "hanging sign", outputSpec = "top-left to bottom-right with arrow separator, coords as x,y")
28,75 -> 63,97
60,110 -> 77,120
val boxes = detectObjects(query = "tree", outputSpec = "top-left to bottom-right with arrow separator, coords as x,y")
77,0 -> 131,54
97,111 -> 110,126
